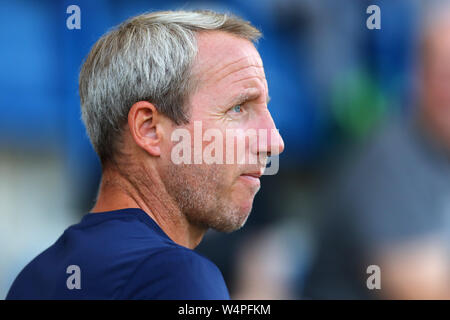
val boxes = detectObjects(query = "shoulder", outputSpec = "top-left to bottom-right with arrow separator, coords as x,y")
120,246 -> 230,300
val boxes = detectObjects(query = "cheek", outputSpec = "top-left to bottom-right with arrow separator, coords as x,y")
200,163 -> 236,187
222,129 -> 259,165
204,164 -> 243,200
159,140 -> 175,165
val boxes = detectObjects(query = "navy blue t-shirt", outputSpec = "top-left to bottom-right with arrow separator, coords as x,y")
6,208 -> 230,299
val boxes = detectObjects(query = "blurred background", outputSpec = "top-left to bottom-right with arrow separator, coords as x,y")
1,0 -> 449,299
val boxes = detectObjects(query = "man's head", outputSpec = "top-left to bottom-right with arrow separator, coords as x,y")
79,10 -> 284,233
420,4 -> 450,148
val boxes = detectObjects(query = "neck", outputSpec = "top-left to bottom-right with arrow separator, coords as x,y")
91,161 -> 206,249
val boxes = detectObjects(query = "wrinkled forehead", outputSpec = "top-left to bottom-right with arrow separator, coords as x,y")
192,31 -> 265,86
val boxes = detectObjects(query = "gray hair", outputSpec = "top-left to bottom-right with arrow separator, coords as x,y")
79,10 -> 261,164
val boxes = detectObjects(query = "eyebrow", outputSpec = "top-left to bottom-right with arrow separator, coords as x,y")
230,91 -> 271,107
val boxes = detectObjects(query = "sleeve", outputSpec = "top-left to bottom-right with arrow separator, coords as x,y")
119,247 -> 230,300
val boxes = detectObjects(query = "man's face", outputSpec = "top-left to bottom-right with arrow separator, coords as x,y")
422,19 -> 450,147
159,31 -> 284,233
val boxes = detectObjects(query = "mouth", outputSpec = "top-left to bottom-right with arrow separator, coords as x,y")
239,170 -> 264,186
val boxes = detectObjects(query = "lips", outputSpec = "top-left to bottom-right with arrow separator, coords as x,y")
241,172 -> 263,179
240,167 -> 264,178
239,168 -> 264,187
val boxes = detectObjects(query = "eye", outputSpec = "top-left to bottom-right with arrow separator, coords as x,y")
231,105 -> 242,113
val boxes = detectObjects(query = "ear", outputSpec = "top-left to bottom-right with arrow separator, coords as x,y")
128,101 -> 162,157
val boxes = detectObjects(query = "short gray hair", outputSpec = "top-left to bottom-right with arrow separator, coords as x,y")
79,10 -> 261,164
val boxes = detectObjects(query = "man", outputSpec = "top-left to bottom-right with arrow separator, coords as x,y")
303,4 -> 450,299
6,10 -> 284,299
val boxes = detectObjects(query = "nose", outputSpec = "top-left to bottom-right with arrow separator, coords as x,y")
254,109 -> 285,157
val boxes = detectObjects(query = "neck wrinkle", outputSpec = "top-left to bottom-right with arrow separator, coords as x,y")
92,161 -> 206,249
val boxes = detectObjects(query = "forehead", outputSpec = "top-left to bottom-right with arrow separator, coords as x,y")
192,31 -> 265,88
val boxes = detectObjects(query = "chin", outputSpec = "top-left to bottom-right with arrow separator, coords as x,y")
226,203 -> 254,232
239,200 -> 254,218
209,202 -> 253,233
